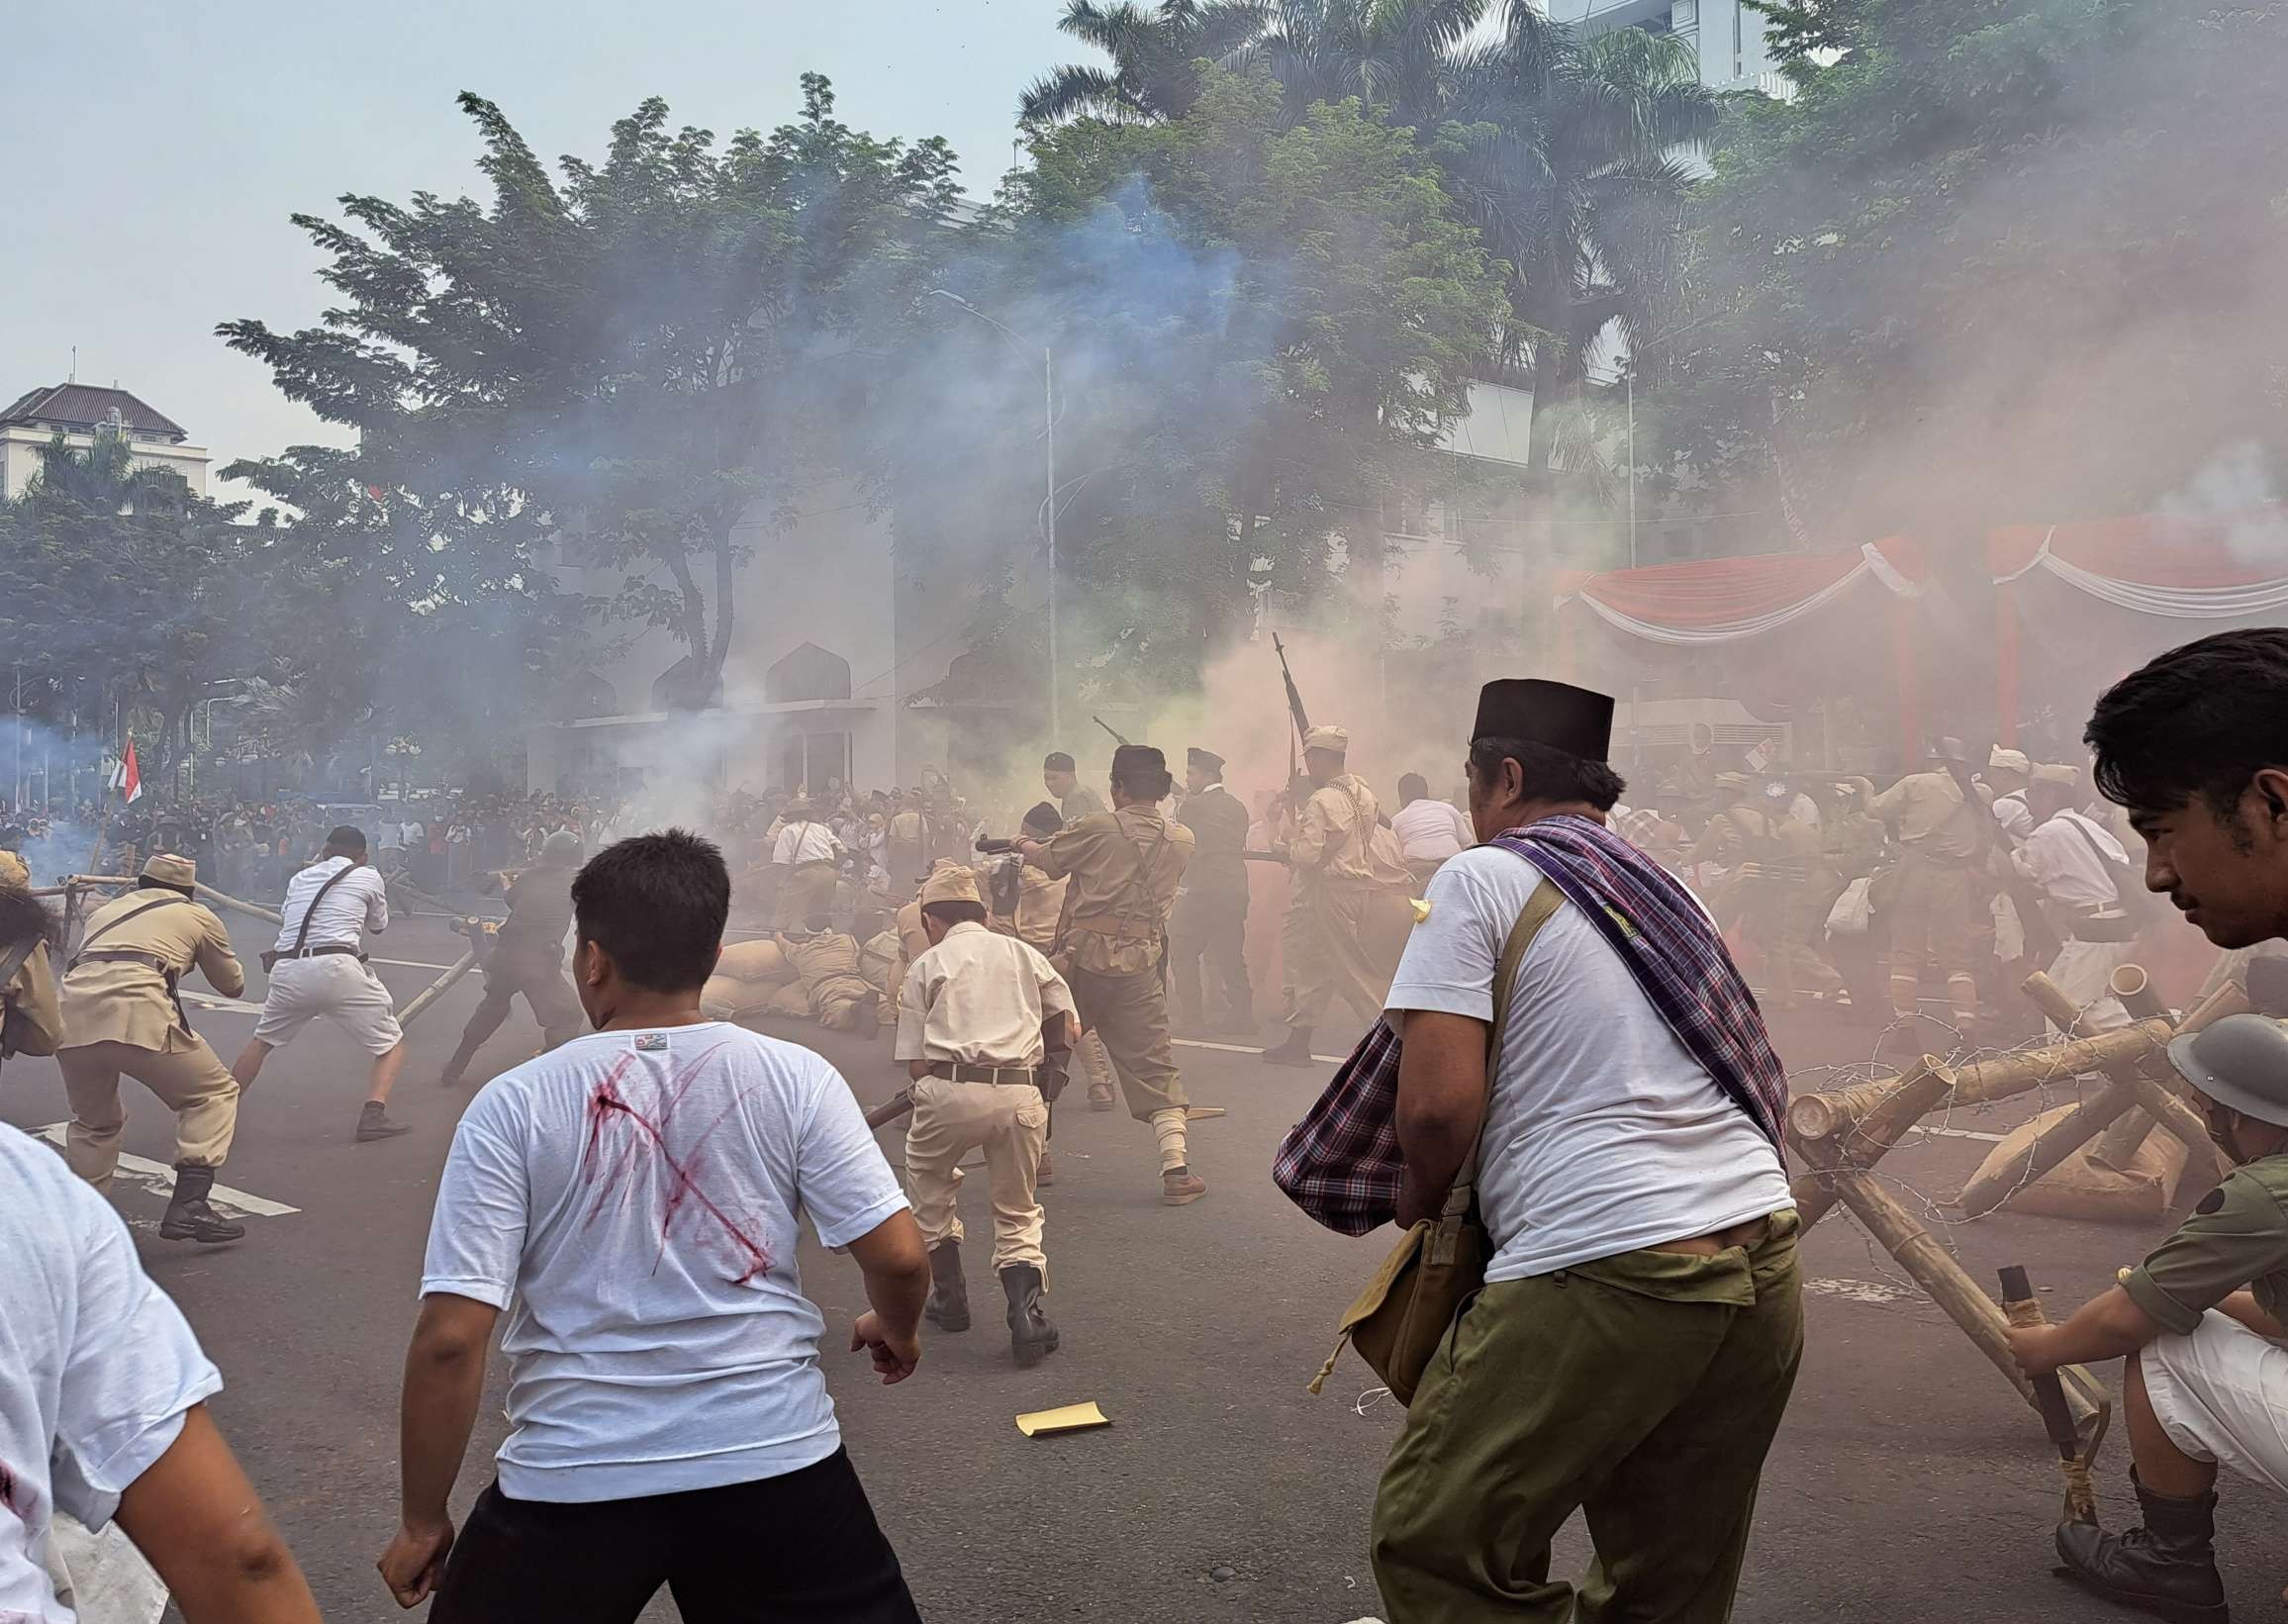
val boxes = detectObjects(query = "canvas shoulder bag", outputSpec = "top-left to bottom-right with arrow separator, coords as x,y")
1307,874 -> 1564,1404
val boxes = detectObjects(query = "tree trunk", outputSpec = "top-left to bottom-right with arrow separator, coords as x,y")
663,548 -> 713,710
705,516 -> 736,705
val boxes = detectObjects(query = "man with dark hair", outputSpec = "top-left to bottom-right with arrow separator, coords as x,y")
1391,771 -> 1475,891
439,829 -> 587,1088
1018,744 -> 1201,1203
53,854 -> 251,1243
0,848 -> 61,1076
234,824 -> 410,1141
2000,628 -> 2288,1621
1043,751 -> 1102,823
1170,746 -> 1254,1037
1368,679 -> 1800,1621
382,830 -> 929,1623
895,865 -> 1075,1366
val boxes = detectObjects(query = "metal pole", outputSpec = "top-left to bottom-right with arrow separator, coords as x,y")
1626,368 -> 1638,570
13,661 -> 22,812
1044,345 -> 1060,743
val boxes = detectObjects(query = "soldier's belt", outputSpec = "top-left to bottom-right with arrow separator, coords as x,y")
1063,919 -> 1160,940
927,1061 -> 1039,1086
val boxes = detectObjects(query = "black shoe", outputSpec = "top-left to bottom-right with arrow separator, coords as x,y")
2052,1471 -> 2229,1624
356,1102 -> 412,1142
1001,1264 -> 1060,1368
158,1163 -> 245,1244
925,1239 -> 971,1332
1260,1029 -> 1317,1067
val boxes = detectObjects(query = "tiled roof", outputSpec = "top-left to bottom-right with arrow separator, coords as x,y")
0,383 -> 188,440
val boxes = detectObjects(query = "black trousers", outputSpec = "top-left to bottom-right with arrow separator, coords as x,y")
429,1448 -> 921,1624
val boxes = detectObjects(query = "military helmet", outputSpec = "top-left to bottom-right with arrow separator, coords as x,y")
2168,1014 -> 2288,1128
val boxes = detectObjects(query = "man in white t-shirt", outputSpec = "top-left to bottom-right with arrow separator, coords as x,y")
231,824 -> 411,1142
0,1121 -> 321,1624
1389,772 -> 1474,890
1371,679 -> 1801,1623
380,829 -> 930,1624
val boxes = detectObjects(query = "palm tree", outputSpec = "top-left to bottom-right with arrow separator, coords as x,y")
1244,0 -> 1489,131
1019,0 -> 1271,128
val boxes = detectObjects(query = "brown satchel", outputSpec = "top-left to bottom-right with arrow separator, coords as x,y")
1309,877 -> 1563,1404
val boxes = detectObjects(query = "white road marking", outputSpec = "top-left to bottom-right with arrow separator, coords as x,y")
1805,1276 -> 1918,1305
370,956 -> 460,971
31,1124 -> 300,1217
1172,1037 -> 1346,1064
182,992 -> 267,1015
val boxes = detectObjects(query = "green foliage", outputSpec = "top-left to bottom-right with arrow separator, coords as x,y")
1021,0 -> 1269,127
1668,0 -> 2288,535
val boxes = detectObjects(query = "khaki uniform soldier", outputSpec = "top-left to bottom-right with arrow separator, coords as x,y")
1019,743 -> 1204,1205
54,854 -> 249,1243
895,865 -> 1075,1366
0,849 -> 62,1072
1170,747 -> 1254,1037
1264,724 -> 1403,1066
439,830 -> 585,1087
1687,779 -> 1841,1007
991,803 -> 1105,1178
779,925 -> 881,1032
1043,750 -> 1103,824
1870,740 -> 1993,1033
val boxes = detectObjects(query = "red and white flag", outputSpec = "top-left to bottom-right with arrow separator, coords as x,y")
111,737 -> 143,804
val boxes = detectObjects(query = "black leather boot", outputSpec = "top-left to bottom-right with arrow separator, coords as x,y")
1001,1264 -> 1060,1368
2053,1471 -> 2229,1624
924,1240 -> 970,1332
159,1164 -> 246,1244
1260,1028 -> 1316,1067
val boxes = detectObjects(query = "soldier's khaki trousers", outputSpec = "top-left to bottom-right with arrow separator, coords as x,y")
1063,965 -> 1186,1121
56,1038 -> 241,1186
1286,880 -> 1389,1033
1374,1214 -> 1802,1624
904,1077 -> 1047,1271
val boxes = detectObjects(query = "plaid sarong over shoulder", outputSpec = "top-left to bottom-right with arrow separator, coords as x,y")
1273,813 -> 1787,1236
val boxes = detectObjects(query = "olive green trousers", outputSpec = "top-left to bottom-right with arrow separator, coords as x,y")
1372,1212 -> 1803,1623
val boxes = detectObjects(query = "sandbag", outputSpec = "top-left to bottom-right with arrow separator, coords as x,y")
1966,1101 -> 2191,1224
715,939 -> 791,983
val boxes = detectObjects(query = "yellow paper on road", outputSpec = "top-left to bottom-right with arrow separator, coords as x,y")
1016,1401 -> 1110,1437
1185,1106 -> 1226,1120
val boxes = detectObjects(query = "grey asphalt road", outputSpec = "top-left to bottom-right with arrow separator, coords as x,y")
5,906 -> 2283,1622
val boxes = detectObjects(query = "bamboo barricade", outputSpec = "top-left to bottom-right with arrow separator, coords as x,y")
396,950 -> 481,1030
1784,966 -> 2253,1441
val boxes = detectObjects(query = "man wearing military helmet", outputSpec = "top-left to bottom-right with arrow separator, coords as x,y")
2010,628 -> 2288,1621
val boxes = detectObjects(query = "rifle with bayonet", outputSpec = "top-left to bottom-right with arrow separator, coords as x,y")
1273,633 -> 1310,777
1093,715 -> 1131,748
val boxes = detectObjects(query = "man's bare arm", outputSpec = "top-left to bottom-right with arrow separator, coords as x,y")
1393,1008 -> 1490,1229
114,1403 -> 321,1624
378,1292 -> 499,1606
847,1209 -> 931,1385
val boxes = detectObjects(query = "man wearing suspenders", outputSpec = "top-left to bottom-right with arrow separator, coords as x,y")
53,853 -> 251,1242
232,824 -> 412,1142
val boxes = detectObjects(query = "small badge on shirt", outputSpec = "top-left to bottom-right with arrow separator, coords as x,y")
633,1033 -> 669,1052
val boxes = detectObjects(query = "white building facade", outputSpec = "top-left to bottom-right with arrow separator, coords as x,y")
0,383 -> 210,499
1541,0 -> 1783,94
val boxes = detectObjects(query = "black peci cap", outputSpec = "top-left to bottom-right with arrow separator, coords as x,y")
1472,680 -> 1615,763
1188,747 -> 1225,774
1111,744 -> 1167,777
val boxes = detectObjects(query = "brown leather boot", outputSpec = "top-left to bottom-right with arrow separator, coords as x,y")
1260,1028 -> 1316,1067
2052,1471 -> 2228,1624
1162,1166 -> 1207,1206
1001,1265 -> 1060,1368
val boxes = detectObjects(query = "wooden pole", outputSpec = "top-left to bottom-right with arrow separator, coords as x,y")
1787,1055 -> 1955,1229
1947,1019 -> 2175,1105
395,949 -> 479,1030
1828,1169 -> 2034,1405
1956,1075 -> 2142,1217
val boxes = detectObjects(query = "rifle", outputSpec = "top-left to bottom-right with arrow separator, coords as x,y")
1273,632 -> 1311,775
1093,715 -> 1131,748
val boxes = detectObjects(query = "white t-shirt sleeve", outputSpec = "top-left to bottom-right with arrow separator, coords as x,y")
51,1178 -> 223,1525
422,1095 -> 531,1308
1384,851 -> 1509,1022
363,867 -> 390,933
794,1059 -> 911,1249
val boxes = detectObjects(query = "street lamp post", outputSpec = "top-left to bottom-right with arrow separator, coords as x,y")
930,289 -> 1060,742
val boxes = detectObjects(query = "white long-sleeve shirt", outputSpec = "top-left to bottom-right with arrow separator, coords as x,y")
2013,811 -> 2130,913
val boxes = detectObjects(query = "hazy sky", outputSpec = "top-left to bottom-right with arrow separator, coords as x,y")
2,1 -> 1074,502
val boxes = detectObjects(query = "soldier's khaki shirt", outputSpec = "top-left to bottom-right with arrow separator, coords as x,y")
1288,774 -> 1382,883
894,920 -> 1076,1069
1005,864 -> 1069,951
1033,806 -> 1193,976
5,941 -> 61,1056
1870,770 -> 1987,860
59,891 -> 243,1053
2124,1154 -> 2288,1334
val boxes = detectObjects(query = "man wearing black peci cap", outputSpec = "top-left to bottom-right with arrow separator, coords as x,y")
1370,678 -> 1800,1623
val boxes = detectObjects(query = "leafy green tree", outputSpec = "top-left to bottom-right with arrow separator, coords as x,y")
1020,0 -> 1270,127
892,66 -> 1506,716
222,76 -> 960,711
